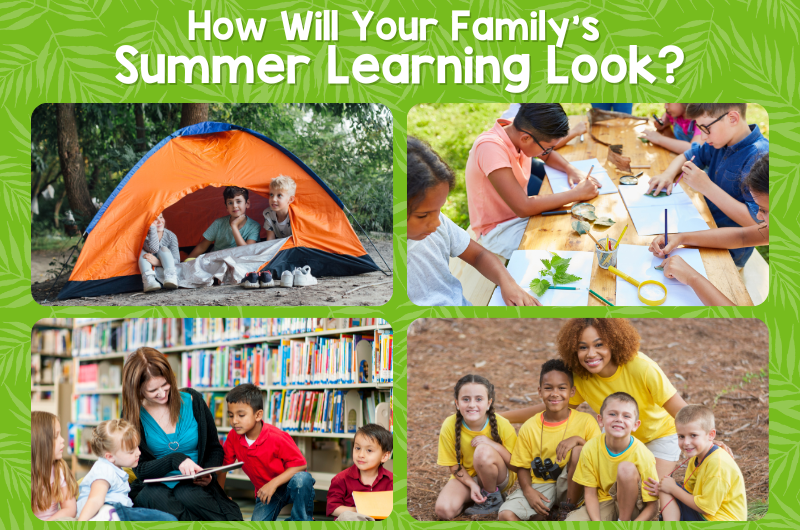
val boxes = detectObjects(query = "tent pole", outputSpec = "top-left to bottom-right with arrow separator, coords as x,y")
343,205 -> 392,276
49,230 -> 87,299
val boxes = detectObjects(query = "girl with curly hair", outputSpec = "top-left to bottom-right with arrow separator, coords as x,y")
435,375 -> 518,519
503,319 -> 687,479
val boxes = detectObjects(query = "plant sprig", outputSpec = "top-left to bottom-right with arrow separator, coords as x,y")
529,252 -> 582,297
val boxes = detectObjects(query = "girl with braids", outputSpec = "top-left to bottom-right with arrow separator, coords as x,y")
435,375 -> 518,518
76,419 -> 177,521
648,154 -> 770,305
31,411 -> 78,520
407,136 -> 539,307
464,103 -> 600,260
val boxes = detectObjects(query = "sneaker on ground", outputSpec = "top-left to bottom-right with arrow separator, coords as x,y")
163,272 -> 179,289
280,270 -> 294,287
293,265 -> 318,286
241,272 -> 260,289
259,270 -> 275,288
464,489 -> 503,515
142,273 -> 161,293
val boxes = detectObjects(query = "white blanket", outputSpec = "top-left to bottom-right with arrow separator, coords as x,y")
154,238 -> 287,288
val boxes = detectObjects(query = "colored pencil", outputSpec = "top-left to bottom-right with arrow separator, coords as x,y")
548,286 -> 578,290
675,155 -> 695,185
631,165 -> 650,169
542,210 -> 571,216
589,289 -> 615,306
664,209 -> 668,258
587,232 -> 604,251
587,165 -> 594,180
613,225 -> 629,250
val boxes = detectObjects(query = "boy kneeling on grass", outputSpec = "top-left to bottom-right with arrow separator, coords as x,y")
566,392 -> 659,521
219,384 -> 315,521
327,424 -> 393,521
499,360 -> 600,521
645,405 -> 747,521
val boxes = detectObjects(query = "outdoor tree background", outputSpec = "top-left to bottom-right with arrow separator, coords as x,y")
31,103 -> 393,247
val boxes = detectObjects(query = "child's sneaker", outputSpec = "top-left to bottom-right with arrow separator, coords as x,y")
293,265 -> 318,286
163,272 -> 178,289
241,272 -> 260,289
464,488 -> 503,515
259,270 -> 275,288
280,270 -> 294,287
142,272 -> 161,293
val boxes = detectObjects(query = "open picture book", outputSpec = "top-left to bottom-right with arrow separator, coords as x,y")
143,461 -> 244,483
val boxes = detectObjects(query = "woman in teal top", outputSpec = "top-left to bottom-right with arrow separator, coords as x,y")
122,347 -> 242,521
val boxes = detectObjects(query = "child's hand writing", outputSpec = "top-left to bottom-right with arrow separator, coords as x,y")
572,175 -> 600,199
555,436 -> 580,462
179,458 -> 204,476
643,477 -> 660,496
257,481 -> 280,504
523,487 -> 551,516
680,160 -> 712,194
648,234 -> 684,258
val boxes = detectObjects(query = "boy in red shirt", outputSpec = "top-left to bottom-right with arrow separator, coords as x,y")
219,384 -> 315,521
326,423 -> 393,521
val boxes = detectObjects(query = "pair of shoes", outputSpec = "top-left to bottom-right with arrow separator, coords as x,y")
142,272 -> 161,293
241,271 -> 275,289
280,266 -> 318,287
464,488 -> 504,515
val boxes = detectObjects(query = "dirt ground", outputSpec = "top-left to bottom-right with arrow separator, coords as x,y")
31,234 -> 393,306
407,318 -> 769,521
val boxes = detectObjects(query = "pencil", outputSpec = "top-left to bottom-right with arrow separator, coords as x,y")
587,165 -> 594,179
613,225 -> 629,250
589,289 -> 615,306
587,232 -> 604,250
675,155 -> 695,185
548,286 -> 578,290
664,209 -> 669,258
542,210 -> 571,216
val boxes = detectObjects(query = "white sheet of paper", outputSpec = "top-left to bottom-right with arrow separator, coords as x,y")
619,179 -> 710,235
488,250 -> 593,306
615,245 -> 708,306
544,158 -> 619,195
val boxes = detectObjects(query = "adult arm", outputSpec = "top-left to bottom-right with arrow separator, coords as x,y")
649,224 -> 768,258
487,167 -> 599,217
458,240 -> 540,306
77,480 -> 110,521
662,393 -> 688,418
187,238 -> 213,259
499,403 -> 547,424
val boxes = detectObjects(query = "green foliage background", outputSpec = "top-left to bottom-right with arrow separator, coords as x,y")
0,0 -> 796,527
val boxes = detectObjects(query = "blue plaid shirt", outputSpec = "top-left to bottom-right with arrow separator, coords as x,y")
684,124 -> 768,267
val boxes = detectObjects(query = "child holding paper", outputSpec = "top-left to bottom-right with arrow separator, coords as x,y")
327,424 -> 394,521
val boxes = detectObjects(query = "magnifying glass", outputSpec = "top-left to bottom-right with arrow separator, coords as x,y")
608,266 -> 667,306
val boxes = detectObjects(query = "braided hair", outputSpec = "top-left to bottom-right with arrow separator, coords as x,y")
452,374 -> 502,476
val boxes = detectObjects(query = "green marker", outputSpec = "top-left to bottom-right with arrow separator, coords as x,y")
589,289 -> 615,306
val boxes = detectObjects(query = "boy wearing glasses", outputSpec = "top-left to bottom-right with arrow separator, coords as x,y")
465,103 -> 601,260
646,103 -> 768,267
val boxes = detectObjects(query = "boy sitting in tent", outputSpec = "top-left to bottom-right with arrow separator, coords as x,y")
186,186 -> 262,259
263,176 -> 295,240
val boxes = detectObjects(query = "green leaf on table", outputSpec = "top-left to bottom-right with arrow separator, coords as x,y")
554,271 -> 581,285
529,278 -> 550,297
572,220 -> 591,234
549,253 -> 567,269
540,258 -> 551,270
594,217 -> 616,226
581,211 -> 597,221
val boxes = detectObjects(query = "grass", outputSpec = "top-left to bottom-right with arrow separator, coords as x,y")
31,235 -> 82,252
748,499 -> 769,520
408,103 -> 770,263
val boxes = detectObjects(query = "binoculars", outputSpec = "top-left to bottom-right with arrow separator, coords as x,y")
531,457 -> 563,481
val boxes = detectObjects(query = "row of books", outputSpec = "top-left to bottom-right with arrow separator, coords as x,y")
37,318 -> 73,327
76,361 -> 122,391
372,331 -> 393,383
70,318 -> 390,356
32,355 -> 70,385
268,389 -> 351,434
73,394 -> 120,423
31,328 -> 71,354
276,335 -> 373,386
68,424 -> 96,456
182,345 -> 271,389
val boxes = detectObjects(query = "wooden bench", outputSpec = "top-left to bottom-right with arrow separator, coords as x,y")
448,227 -> 507,306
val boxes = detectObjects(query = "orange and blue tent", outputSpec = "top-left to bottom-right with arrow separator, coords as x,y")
57,122 -> 380,299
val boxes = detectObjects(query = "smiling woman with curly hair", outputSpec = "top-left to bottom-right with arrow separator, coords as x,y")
502,319 -> 688,480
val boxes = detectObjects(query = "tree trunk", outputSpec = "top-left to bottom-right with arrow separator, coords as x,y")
54,190 -> 66,228
179,103 -> 209,128
134,103 -> 146,151
56,103 -> 97,226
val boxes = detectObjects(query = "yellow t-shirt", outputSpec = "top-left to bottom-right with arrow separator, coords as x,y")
572,434 -> 659,503
569,352 -> 677,444
437,413 -> 518,492
510,410 -> 601,484
684,446 -> 747,521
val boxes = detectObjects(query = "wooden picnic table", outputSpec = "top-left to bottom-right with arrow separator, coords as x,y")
515,115 -> 753,306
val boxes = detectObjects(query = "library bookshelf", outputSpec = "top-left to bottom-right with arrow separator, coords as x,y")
56,318 -> 393,492
31,320 -> 73,436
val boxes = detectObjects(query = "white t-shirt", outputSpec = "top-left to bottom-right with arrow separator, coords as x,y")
407,213 -> 472,306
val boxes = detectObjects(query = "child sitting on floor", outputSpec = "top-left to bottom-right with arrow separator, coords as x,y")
407,136 -> 540,307
645,405 -> 747,521
566,392 -> 659,521
219,384 -> 314,521
643,104 -> 704,154
139,213 -> 180,293
76,420 -> 177,521
31,411 -> 78,521
435,374 -> 518,518
327,424 -> 393,521
187,186 -> 261,259
499,360 -> 600,521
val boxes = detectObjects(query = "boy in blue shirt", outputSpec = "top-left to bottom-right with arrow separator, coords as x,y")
647,103 -> 768,267
187,186 -> 261,258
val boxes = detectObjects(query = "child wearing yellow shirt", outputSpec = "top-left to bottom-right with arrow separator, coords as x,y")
645,405 -> 747,521
567,392 -> 659,521
435,375 -> 517,519
499,360 -> 600,521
